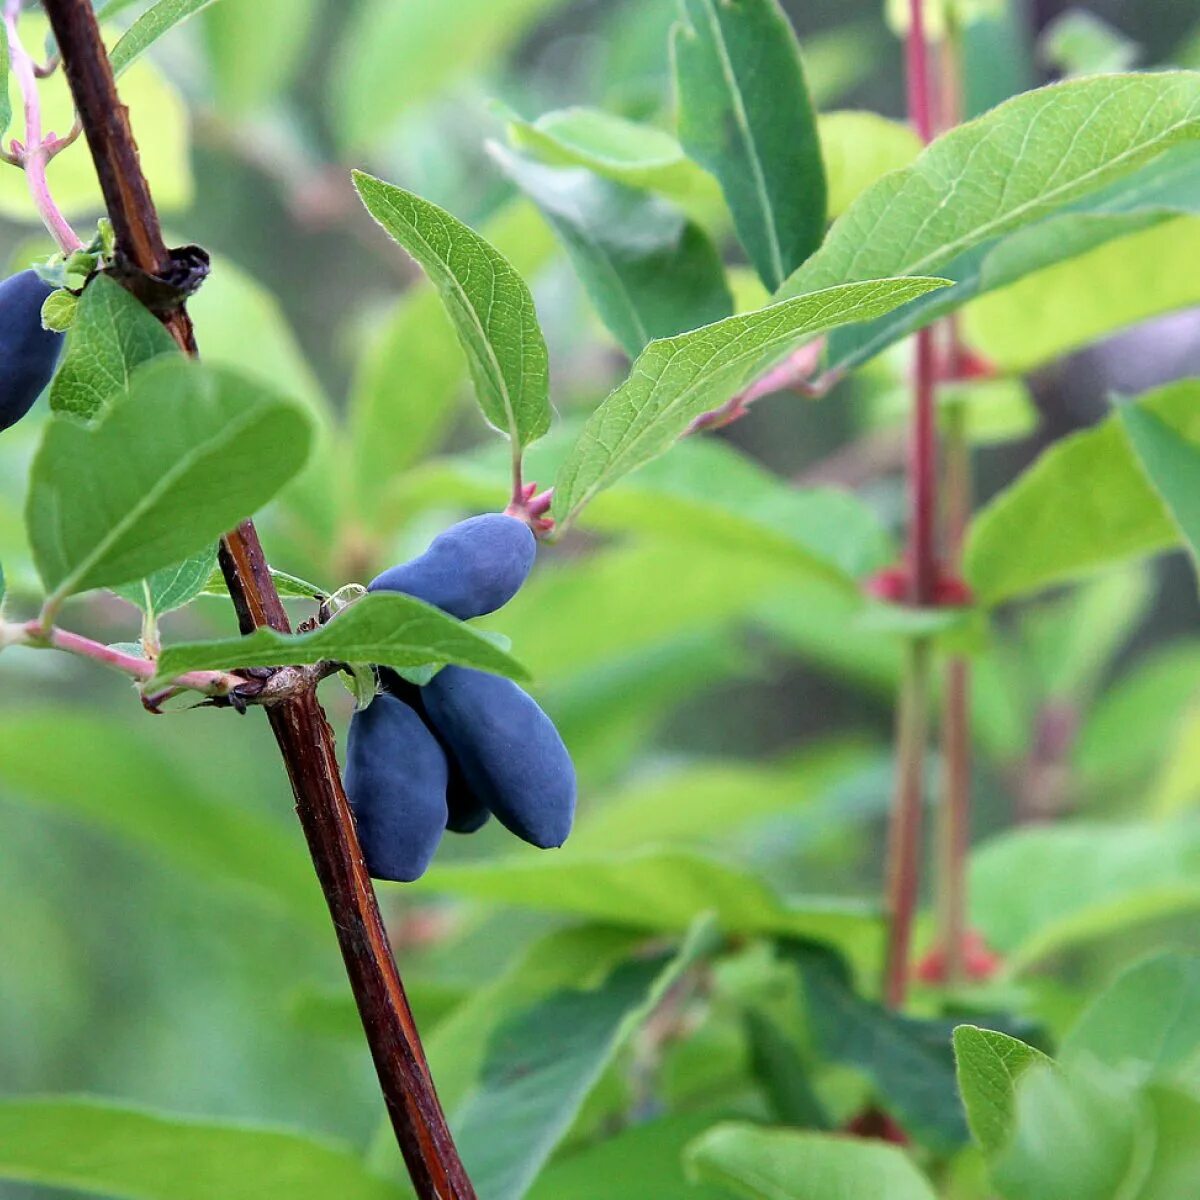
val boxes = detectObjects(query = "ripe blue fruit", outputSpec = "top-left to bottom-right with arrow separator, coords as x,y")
0,271 -> 64,433
423,666 -> 576,849
344,691 -> 449,882
368,513 -> 536,620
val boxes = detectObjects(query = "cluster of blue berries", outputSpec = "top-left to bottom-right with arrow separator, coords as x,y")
347,515 -> 576,881
0,271 -> 64,433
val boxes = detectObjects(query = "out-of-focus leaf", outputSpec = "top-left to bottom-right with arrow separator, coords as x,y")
785,942 -> 969,1149
0,31 -> 12,142
454,918 -> 718,1200
744,1010 -> 830,1129
154,592 -> 528,682
551,277 -> 947,528
970,823 -> 1200,971
354,172 -> 551,453
953,1025 -> 1052,1155
0,710 -> 321,925
820,111 -> 920,219
48,275 -> 177,422
965,382 -> 1200,606
1121,402 -> 1200,582
27,359 -> 313,601
686,1123 -> 937,1200
490,144 -> 731,357
1040,9 -> 1140,76
109,0 -> 221,77
0,1097 -> 404,1200
419,850 -> 882,971
1153,703 -> 1200,818
673,0 -> 826,289
332,0 -> 564,152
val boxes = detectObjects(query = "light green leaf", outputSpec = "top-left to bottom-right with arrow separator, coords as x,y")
201,565 -> 329,602
966,382 -> 1200,606
550,276 -> 948,528
110,0 -> 221,77
48,275 -> 178,421
785,942 -> 969,1149
112,547 -> 217,617
418,850 -> 881,971
0,1097 -> 404,1200
1061,952 -> 1200,1086
27,358 -> 313,602
820,110 -> 921,219
686,1124 -> 937,1200
673,0 -> 826,290
953,1025 -> 1052,1155
1041,9 -> 1140,77
781,73 -> 1200,300
331,0 -> 564,151
353,171 -> 551,452
40,288 -> 78,332
490,143 -> 732,357
201,0 -> 320,113
154,591 -> 528,682
1121,402 -> 1200,581
455,918 -> 719,1200
0,710 -> 322,926
970,823 -> 1200,971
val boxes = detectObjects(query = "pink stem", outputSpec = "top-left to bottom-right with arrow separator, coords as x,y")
906,0 -> 934,144
29,622 -> 242,696
4,0 -> 83,253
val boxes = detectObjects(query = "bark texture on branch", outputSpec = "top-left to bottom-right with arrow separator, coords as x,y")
39,3 -> 474,1194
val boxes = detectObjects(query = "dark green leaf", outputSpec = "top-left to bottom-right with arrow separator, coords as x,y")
490,144 -> 731,357
48,275 -> 178,421
353,171 -> 551,453
673,0 -> 826,289
154,592 -> 528,683
744,1009 -> 831,1129
27,358 -> 313,602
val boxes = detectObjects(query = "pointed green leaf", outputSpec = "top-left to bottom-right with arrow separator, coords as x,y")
0,1097 -> 405,1200
49,275 -> 178,421
953,1025 -> 1052,1155
352,171 -> 550,452
27,358 -> 312,602
154,592 -> 528,683
686,1124 -> 937,1200
673,0 -> 826,290
1120,403 -> 1200,581
112,548 -> 217,616
455,918 -> 719,1200
781,73 -> 1200,301
490,144 -> 732,357
966,382 -> 1200,606
201,565 -> 329,602
109,0 -> 222,78
551,276 -> 948,528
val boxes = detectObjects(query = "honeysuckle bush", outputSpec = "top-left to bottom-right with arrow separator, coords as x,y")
1,1 -> 1200,1198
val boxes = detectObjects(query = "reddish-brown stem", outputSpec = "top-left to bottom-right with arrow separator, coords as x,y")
905,0 -> 935,144
883,637 -> 931,1008
40,2 -> 474,1195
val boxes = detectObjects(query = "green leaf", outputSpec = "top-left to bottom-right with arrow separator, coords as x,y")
781,73 -> 1200,300
744,1009 -> 831,1129
201,565 -> 329,602
454,918 -> 719,1200
970,823 -> 1200,971
953,1025 -> 1052,1155
966,382 -> 1200,606
0,19 -> 10,141
112,547 -> 217,617
0,710 -> 322,926
673,0 -> 826,290
353,171 -> 551,453
109,0 -> 221,78
419,850 -> 881,973
550,276 -> 948,528
686,1123 -> 937,1200
490,144 -> 732,357
40,287 -> 78,332
820,110 -> 921,219
48,275 -> 178,422
1121,403 -> 1200,582
27,358 -> 312,603
1041,9 -> 1140,76
331,0 -> 564,152
1061,952 -> 1200,1085
785,942 -> 970,1150
154,592 -> 528,683
0,1097 -> 405,1200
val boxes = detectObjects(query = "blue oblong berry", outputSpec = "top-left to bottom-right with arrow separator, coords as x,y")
0,271 -> 64,433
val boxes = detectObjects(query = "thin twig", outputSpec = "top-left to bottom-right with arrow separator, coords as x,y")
39,2 -> 475,1195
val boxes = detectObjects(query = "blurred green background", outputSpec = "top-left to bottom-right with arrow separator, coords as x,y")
2,1 -> 1200,1196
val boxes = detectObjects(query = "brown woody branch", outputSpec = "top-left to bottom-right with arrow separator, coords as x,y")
39,3 -> 474,1195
